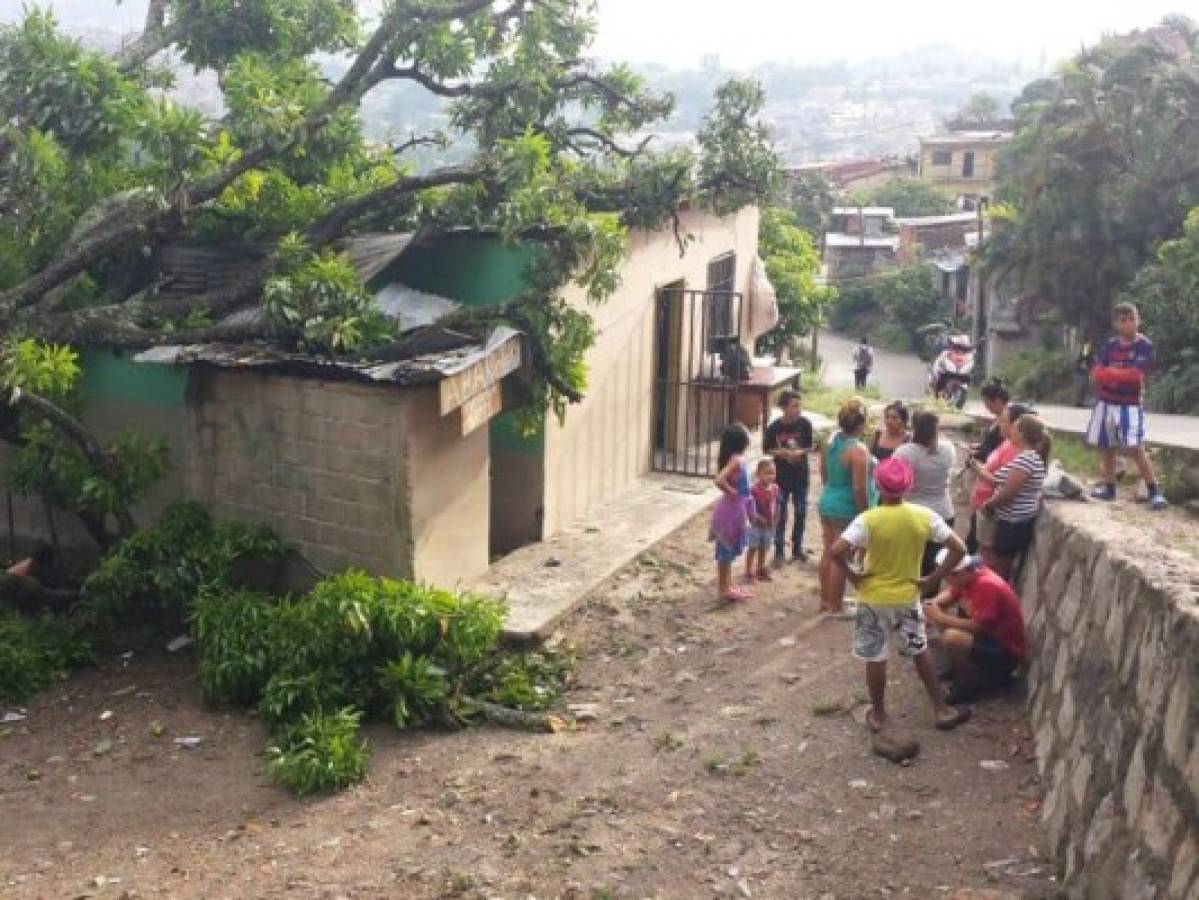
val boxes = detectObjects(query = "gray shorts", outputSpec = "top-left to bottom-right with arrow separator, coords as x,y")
853,601 -> 929,663
746,525 -> 773,550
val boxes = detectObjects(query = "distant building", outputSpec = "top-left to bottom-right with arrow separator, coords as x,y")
784,158 -> 916,193
918,131 -> 1012,208
896,212 -> 980,264
823,207 -> 899,282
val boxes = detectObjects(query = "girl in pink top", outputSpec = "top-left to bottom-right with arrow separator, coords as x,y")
968,403 -> 1032,564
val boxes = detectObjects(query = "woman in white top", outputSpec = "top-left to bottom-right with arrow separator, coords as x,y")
895,411 -> 957,594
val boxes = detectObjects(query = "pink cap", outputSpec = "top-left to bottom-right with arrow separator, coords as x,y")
874,456 -> 915,498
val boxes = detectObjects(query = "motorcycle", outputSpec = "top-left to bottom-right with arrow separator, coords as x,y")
928,336 -> 975,409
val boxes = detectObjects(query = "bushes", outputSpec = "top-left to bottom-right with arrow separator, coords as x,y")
9,503 -> 562,797
82,502 -> 288,625
0,610 -> 92,704
185,568 -> 553,796
266,708 -> 371,796
995,347 -> 1077,404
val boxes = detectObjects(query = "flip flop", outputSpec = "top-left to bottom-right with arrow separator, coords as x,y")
935,706 -> 973,731
723,587 -> 753,603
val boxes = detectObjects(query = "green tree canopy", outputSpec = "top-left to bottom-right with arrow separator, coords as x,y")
945,92 -> 1008,130
779,170 -> 835,237
755,207 -> 830,353
984,16 -> 1199,340
847,178 -> 956,218
0,1 -> 776,421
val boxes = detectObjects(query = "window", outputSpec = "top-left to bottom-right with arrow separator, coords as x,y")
962,151 -> 976,178
932,149 -> 952,166
705,253 -> 737,351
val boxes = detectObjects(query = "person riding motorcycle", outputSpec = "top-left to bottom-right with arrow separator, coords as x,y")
929,335 -> 975,404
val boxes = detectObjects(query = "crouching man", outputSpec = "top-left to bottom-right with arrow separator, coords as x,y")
923,549 -> 1027,703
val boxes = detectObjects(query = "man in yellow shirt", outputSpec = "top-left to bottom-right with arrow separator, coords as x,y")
830,457 -> 972,735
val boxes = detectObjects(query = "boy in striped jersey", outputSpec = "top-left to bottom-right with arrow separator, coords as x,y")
1086,302 -> 1166,509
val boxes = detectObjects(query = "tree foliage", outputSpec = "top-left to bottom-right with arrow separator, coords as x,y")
985,17 -> 1199,340
755,208 -> 831,354
848,178 -> 956,218
1120,207 -> 1199,412
945,92 -> 1009,130
830,262 -> 943,351
779,170 -> 835,237
0,1 -> 775,417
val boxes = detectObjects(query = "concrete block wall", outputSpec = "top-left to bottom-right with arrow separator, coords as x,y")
186,368 -> 410,577
1019,503 -> 1199,898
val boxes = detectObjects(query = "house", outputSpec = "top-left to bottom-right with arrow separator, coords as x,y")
823,207 -> 899,283
784,157 -> 916,193
918,131 -> 1012,208
896,212 -> 981,264
965,231 -> 1055,374
9,208 -> 762,589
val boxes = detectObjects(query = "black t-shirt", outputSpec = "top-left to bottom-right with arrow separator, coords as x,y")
764,415 -> 814,488
973,422 -> 1003,462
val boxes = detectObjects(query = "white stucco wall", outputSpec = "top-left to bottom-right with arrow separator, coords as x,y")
539,206 -> 760,536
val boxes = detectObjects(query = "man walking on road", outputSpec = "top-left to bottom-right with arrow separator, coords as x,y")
852,336 -> 874,390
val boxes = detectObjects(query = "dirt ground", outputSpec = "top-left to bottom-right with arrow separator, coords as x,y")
0,510 -> 1058,900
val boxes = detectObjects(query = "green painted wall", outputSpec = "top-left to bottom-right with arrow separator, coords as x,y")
80,349 -> 188,409
490,411 -> 543,456
377,235 -> 535,307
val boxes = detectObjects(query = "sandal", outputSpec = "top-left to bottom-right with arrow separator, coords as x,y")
935,706 -> 972,731
723,587 -> 753,603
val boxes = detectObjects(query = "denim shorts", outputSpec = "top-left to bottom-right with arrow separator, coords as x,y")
746,525 -> 773,550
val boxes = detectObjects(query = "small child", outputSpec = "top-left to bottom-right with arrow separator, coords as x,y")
711,423 -> 753,602
1086,302 -> 1167,509
745,459 -> 780,582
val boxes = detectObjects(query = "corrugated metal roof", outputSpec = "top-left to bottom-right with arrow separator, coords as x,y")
825,233 -> 900,249
133,326 -> 521,389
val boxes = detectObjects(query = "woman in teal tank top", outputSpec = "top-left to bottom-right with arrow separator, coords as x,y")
818,400 -> 876,614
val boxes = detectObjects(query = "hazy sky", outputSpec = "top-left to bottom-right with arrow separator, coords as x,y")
7,0 -> 1189,69
592,0 -> 1189,67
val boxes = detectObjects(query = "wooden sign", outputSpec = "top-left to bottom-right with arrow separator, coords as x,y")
459,383 -> 504,436
439,333 -> 522,415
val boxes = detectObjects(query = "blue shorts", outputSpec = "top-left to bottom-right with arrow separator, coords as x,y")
715,539 -> 745,564
746,525 -> 773,550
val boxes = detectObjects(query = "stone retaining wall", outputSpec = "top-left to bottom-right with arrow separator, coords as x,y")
1019,502 -> 1199,898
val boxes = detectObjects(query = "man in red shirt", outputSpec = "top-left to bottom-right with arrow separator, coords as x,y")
923,549 -> 1026,701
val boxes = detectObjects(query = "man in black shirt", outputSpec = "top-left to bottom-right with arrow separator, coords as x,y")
971,382 -> 1010,463
764,389 -> 814,564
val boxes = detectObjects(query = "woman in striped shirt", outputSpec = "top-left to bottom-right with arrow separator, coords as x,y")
976,414 -> 1049,582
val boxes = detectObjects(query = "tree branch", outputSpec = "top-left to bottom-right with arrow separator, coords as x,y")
306,165 -> 490,247
6,388 -> 135,538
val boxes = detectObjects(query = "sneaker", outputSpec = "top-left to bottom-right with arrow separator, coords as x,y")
771,550 -> 786,568
1150,493 -> 1169,511
1090,484 -> 1117,502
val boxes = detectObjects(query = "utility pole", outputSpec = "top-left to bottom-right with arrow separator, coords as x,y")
975,197 -> 989,376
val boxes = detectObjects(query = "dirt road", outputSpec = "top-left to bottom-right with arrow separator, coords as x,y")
0,509 -> 1052,900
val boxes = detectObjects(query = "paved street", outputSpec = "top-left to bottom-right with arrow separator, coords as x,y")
818,330 -> 930,400
818,330 -> 1199,451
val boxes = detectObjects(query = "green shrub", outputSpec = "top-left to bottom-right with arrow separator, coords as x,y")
1146,358 -> 1199,414
995,347 -> 1076,404
265,708 -> 371,796
0,611 -> 92,703
82,502 -> 288,623
378,652 -> 449,728
258,668 -> 357,728
472,652 -> 568,712
190,586 -> 283,706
